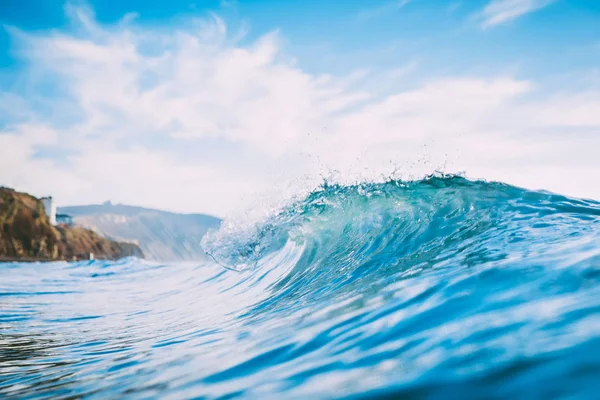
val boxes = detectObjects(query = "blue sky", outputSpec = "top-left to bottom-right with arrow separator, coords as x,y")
3,0 -> 600,76
1,0 -> 600,216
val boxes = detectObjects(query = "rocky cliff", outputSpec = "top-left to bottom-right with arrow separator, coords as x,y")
0,187 -> 143,261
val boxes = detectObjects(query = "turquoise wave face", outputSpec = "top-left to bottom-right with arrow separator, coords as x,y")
2,176 -> 600,399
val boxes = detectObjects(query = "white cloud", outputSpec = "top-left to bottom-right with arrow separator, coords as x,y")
478,0 -> 556,28
1,5 -> 599,217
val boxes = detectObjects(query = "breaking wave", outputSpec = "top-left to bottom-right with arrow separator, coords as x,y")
2,175 -> 600,398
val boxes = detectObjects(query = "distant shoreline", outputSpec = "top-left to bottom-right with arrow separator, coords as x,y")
0,256 -> 94,263
0,257 -> 56,263
1,187 -> 144,261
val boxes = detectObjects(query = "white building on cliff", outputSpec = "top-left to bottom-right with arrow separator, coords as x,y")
41,196 -> 57,225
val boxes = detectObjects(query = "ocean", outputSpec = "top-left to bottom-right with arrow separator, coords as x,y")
1,176 -> 600,399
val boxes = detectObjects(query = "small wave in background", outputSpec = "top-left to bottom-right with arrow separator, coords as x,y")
2,175 -> 600,399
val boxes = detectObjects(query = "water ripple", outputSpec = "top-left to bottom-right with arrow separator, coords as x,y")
1,176 -> 600,399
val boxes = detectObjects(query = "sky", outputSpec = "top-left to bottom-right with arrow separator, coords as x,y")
1,0 -> 600,217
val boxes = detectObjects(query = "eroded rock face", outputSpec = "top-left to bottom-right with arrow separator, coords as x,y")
0,187 -> 144,261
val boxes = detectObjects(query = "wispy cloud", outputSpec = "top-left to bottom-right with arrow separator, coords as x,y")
478,0 -> 557,28
1,5 -> 600,216
357,0 -> 413,21
219,0 -> 238,10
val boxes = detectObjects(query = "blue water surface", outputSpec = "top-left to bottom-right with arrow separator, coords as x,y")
1,176 -> 600,399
